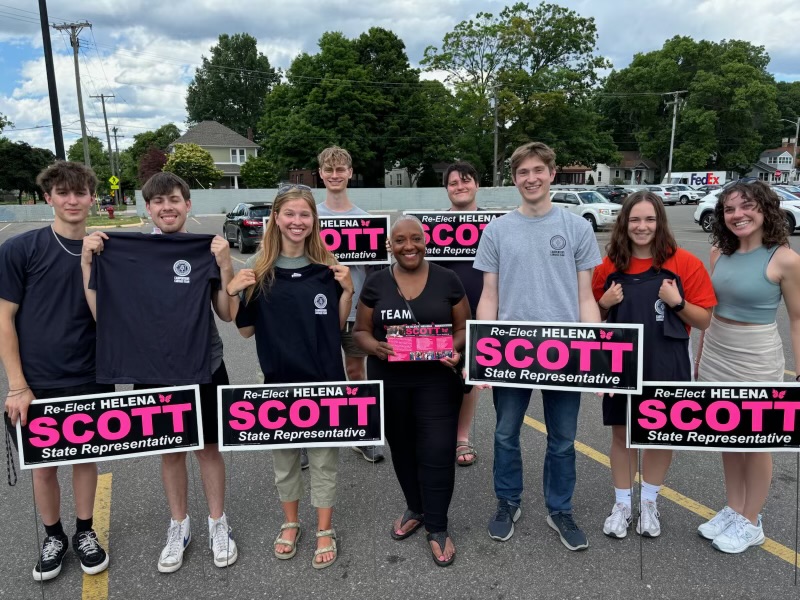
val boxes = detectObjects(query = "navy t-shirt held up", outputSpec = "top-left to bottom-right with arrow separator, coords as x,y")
89,232 -> 220,385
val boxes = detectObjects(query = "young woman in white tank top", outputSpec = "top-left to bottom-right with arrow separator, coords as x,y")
696,181 -> 800,553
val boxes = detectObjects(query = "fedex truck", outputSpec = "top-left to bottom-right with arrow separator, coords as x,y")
662,171 -> 729,186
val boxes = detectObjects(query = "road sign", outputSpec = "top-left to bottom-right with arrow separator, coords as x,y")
110,184 -> 120,190
109,175 -> 120,186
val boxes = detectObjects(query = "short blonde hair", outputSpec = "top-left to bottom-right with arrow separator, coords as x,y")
317,146 -> 352,169
510,142 -> 556,176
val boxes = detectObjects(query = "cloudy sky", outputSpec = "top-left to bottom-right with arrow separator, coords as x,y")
1,0 -> 799,154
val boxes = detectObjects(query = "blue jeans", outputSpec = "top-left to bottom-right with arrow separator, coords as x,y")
492,386 -> 580,514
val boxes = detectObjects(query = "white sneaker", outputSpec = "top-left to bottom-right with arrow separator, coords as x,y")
712,514 -> 765,554
603,503 -> 632,539
158,516 -> 191,573
636,500 -> 661,537
697,506 -> 737,540
208,514 -> 238,568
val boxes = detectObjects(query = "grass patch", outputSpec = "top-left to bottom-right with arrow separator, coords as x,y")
86,215 -> 143,228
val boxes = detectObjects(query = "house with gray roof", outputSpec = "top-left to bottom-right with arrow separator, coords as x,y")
747,143 -> 797,183
170,121 -> 260,189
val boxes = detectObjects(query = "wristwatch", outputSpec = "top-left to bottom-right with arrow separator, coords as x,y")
673,298 -> 686,312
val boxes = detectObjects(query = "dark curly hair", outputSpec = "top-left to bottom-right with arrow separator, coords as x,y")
606,191 -> 677,272
711,181 -> 787,255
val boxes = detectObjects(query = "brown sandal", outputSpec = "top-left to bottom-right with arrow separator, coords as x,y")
456,441 -> 477,466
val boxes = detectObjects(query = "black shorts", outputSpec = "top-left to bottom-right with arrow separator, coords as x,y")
5,381 -> 116,450
133,361 -> 229,445
602,393 -> 629,427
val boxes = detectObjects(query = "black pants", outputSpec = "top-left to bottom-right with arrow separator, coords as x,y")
383,371 -> 462,533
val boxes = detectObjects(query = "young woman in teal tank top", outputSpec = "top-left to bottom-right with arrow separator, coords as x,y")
696,181 -> 800,554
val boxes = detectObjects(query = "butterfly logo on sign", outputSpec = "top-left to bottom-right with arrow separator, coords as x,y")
360,220 -> 370,226
159,394 -> 173,404
346,386 -> 359,395
173,260 -> 192,284
599,330 -> 614,340
314,293 -> 328,315
772,389 -> 787,399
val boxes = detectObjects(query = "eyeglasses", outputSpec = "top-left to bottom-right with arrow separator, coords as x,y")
277,184 -> 312,195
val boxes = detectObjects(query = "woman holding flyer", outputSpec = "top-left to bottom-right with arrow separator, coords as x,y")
354,215 -> 470,567
592,191 -> 716,540
696,181 -> 800,553
227,185 -> 353,569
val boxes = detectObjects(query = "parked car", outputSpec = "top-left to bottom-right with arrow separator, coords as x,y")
775,184 -> 800,199
666,184 -> 703,205
594,186 -> 629,203
223,202 -> 272,253
550,190 -> 620,231
643,185 -> 678,205
693,187 -> 800,234
695,184 -> 722,195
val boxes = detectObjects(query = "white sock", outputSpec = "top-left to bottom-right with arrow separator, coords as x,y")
641,481 -> 661,505
614,487 -> 632,509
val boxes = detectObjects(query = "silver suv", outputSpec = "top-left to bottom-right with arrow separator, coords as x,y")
643,185 -> 678,206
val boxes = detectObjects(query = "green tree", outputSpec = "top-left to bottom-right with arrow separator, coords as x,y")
186,33 -> 280,136
260,28 -> 456,186
0,139 -> 55,202
163,143 -> 223,189
599,37 -> 781,174
67,136 -> 111,193
240,154 -> 280,188
422,2 -> 615,181
0,114 -> 11,134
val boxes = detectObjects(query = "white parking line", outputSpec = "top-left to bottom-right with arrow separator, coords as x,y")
191,217 -> 202,225
0,224 -> 10,232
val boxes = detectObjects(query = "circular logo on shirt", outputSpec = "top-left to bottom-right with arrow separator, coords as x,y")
549,235 -> 567,250
654,299 -> 665,316
173,260 -> 192,277
314,294 -> 328,309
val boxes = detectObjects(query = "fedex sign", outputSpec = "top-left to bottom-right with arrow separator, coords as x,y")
690,172 -> 722,185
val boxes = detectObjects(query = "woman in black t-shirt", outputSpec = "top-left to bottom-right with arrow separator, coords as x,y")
229,185 -> 353,570
354,215 -> 470,567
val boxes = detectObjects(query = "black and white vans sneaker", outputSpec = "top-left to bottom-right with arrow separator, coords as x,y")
32,534 -> 69,581
72,530 -> 109,575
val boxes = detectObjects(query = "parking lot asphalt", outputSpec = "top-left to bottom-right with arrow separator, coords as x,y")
2,206 -> 800,600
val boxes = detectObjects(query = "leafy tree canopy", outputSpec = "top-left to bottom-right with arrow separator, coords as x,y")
162,143 -> 223,189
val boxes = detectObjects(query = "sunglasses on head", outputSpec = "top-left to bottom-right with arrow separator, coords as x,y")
277,184 -> 312,195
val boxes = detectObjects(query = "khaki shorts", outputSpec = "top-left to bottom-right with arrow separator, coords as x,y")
341,322 -> 367,358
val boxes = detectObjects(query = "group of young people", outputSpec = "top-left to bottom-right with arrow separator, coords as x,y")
2,141 -> 799,584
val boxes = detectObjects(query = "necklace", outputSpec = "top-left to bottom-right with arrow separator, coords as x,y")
50,225 -> 82,257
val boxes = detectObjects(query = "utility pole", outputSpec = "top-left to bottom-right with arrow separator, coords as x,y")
111,127 -> 124,175
91,94 -> 116,179
53,21 -> 92,166
492,84 -> 500,187
664,91 -> 687,184
39,0 -> 64,159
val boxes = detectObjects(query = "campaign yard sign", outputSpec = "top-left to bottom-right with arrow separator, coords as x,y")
18,386 -> 203,468
465,320 -> 643,394
403,211 -> 506,260
319,215 -> 390,265
628,382 -> 800,452
218,381 -> 384,451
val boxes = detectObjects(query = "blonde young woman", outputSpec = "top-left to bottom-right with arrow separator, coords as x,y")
227,185 -> 353,569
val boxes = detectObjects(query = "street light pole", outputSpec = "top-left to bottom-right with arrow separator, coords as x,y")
781,117 -> 800,183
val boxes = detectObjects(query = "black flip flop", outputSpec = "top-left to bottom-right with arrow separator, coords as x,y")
426,531 -> 455,567
390,509 -> 424,541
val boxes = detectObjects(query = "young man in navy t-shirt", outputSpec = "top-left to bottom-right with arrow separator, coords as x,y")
0,162 -> 110,581
81,172 -> 238,573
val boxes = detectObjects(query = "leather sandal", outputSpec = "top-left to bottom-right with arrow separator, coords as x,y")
391,509 -> 424,541
456,441 -> 477,466
274,522 -> 301,560
312,528 -> 337,570
427,531 -> 455,567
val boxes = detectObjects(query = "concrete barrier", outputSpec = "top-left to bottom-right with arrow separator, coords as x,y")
0,204 -> 54,222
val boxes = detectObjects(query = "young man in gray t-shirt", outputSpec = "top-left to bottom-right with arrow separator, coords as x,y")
474,141 -> 601,551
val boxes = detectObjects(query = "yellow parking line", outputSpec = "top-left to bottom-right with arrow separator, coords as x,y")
82,472 -> 111,600
522,415 -> 800,566
787,370 -> 796,377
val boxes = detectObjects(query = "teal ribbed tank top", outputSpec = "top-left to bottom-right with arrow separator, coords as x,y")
712,245 -> 781,324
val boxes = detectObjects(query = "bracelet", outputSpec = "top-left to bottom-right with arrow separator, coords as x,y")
6,387 -> 30,397
226,289 -> 239,297
8,386 -> 29,392
795,374 -> 800,382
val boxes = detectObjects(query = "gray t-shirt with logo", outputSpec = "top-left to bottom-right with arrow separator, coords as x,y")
473,206 -> 601,322
316,202 -> 369,322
